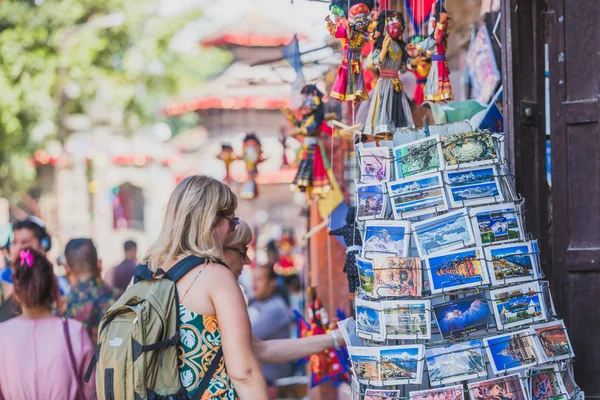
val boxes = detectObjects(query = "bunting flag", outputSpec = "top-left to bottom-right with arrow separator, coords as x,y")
404,0 -> 437,35
316,140 -> 345,220
282,35 -> 306,108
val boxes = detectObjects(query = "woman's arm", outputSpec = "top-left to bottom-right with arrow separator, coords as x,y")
207,265 -> 269,400
252,330 -> 344,365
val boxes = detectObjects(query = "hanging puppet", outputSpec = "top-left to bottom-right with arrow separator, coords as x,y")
363,11 -> 416,137
408,35 -> 432,105
329,207 -> 362,295
216,143 -> 236,184
281,85 -> 333,198
240,133 -> 265,200
274,228 -> 298,276
327,1 -> 379,102
414,1 -> 454,102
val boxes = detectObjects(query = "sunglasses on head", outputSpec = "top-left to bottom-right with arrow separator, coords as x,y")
220,215 -> 240,233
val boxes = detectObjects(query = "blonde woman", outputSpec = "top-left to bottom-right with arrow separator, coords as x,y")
143,175 -> 268,400
222,221 -> 346,367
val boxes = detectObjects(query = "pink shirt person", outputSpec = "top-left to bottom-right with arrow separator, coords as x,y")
0,317 -> 95,399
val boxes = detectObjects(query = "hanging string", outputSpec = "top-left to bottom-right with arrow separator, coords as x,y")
326,114 -> 336,315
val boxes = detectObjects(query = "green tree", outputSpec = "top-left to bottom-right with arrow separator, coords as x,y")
0,0 -> 230,199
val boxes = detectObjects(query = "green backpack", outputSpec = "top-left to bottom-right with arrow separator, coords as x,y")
85,255 -> 226,400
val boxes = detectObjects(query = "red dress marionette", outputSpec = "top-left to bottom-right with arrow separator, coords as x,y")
274,228 -> 298,276
281,85 -> 332,198
408,35 -> 432,105
327,1 -> 378,103
240,133 -> 265,200
414,1 -> 453,102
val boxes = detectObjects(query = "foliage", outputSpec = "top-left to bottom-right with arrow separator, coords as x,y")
0,0 -> 230,197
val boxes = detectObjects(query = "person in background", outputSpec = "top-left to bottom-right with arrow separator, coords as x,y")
0,248 -> 95,399
284,274 -> 304,337
0,217 -> 52,323
222,222 -> 346,395
63,238 -> 120,344
104,239 -> 137,292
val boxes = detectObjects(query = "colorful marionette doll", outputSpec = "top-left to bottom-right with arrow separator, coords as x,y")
216,143 -> 236,184
294,288 -> 349,387
363,11 -> 416,137
329,206 -> 362,295
274,228 -> 298,276
281,85 -> 333,198
414,1 -> 454,102
327,1 -> 379,102
240,133 -> 265,200
409,35 -> 432,105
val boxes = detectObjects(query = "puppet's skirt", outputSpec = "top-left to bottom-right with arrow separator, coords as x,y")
363,76 -> 414,135
291,139 -> 330,197
330,53 -> 368,103
424,58 -> 453,102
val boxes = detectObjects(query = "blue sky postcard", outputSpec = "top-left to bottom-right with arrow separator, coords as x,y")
412,209 -> 476,258
490,281 -> 547,330
387,173 -> 449,219
357,182 -> 387,221
379,345 -> 425,385
348,346 -> 381,384
356,256 -> 375,296
425,340 -> 487,385
441,131 -> 499,170
468,374 -> 528,400
355,297 -> 384,342
425,247 -> 489,294
484,241 -> 539,286
363,220 -> 411,259
433,292 -> 495,339
444,166 -> 504,208
359,146 -> 392,184
394,135 -> 445,179
483,330 -> 541,374
410,385 -> 464,400
469,203 -> 524,246
381,300 -> 431,340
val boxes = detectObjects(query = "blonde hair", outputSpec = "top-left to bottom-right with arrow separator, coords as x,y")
144,175 -> 237,271
224,220 -> 253,248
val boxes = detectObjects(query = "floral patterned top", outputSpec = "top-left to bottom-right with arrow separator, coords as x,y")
177,304 -> 239,400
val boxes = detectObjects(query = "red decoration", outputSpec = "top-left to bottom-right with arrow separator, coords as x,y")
162,96 -> 291,117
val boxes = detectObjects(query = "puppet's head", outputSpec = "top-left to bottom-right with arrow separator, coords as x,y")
385,11 -> 406,40
331,0 -> 378,20
242,133 -> 262,163
429,1 -> 447,34
300,85 -> 324,116
349,3 -> 370,32
346,206 -> 357,224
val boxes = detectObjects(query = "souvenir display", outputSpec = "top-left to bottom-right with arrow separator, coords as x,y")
363,11 -> 415,136
329,207 -> 363,294
413,1 -> 453,102
328,2 -> 377,102
282,85 -> 332,198
240,133 -> 265,200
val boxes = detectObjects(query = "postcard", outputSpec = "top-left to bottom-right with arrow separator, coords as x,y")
356,257 -> 375,296
413,209 -> 476,257
355,297 -> 384,342
410,385 -> 464,400
394,136 -> 445,179
425,247 -> 489,294
530,365 -> 568,400
372,254 -> 422,297
359,147 -> 392,184
490,281 -> 547,330
483,330 -> 541,374
485,241 -> 539,286
348,346 -> 380,384
381,300 -> 431,340
441,131 -> 498,170
387,173 -> 449,219
357,183 -> 387,221
365,389 -> 400,400
540,281 -> 557,318
468,374 -> 528,400
433,293 -> 495,339
469,203 -> 524,246
363,220 -> 411,259
560,365 -> 579,398
379,345 -> 425,385
337,317 -> 364,347
444,166 -> 504,208
425,340 -> 487,385
530,320 -> 574,362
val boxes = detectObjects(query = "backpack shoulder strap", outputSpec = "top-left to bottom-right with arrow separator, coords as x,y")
191,347 -> 223,400
134,255 -> 229,284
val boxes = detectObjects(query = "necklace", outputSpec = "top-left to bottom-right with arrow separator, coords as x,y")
387,41 -> 402,61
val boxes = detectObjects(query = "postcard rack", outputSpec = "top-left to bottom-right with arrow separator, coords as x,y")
347,130 -> 581,399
